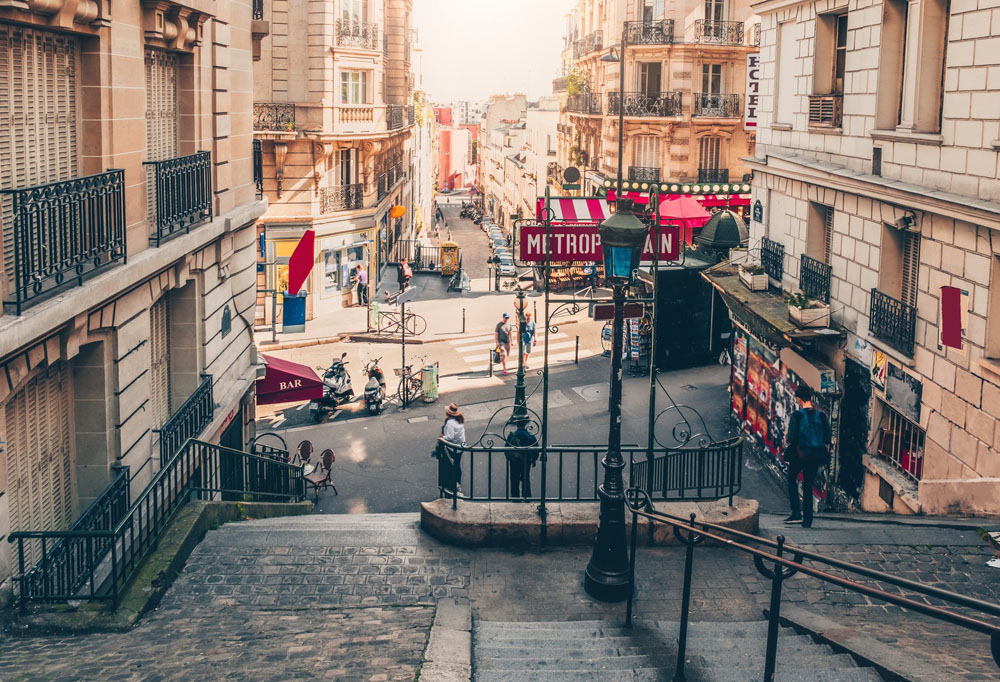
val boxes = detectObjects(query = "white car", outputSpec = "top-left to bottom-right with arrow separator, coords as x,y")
498,260 -> 516,276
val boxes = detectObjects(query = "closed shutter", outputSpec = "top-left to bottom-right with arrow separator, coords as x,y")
149,296 -> 172,428
634,135 -> 660,169
0,27 -> 79,295
699,136 -> 721,170
5,363 -> 73,564
823,205 -> 834,263
145,49 -> 179,224
901,231 -> 920,307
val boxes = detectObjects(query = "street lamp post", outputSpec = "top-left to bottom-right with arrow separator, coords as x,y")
513,289 -> 528,420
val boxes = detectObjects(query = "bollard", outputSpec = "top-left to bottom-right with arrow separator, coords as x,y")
462,307 -> 466,333
533,300 -> 538,320
489,350 -> 493,377
575,335 -> 579,364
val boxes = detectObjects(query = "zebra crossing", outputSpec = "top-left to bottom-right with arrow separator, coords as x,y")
450,330 -> 597,373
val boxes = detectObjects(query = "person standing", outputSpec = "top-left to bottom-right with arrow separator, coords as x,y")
355,264 -> 369,306
495,312 -> 512,376
436,403 -> 466,494
505,420 -> 538,499
783,385 -> 831,529
521,312 -> 536,369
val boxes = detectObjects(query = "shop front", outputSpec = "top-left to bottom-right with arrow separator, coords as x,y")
319,231 -> 372,309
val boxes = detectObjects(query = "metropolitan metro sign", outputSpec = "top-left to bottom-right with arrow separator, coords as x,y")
518,224 -> 680,263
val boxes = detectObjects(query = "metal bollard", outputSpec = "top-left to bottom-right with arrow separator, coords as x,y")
575,336 -> 579,364
489,351 -> 493,377
463,307 -> 466,333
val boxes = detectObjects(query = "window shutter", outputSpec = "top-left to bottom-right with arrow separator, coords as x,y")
149,296 -> 172,428
699,136 -> 721,170
823,205 -> 834,263
901,231 -> 920,307
145,50 -> 179,224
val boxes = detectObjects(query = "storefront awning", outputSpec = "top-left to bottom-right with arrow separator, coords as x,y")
256,354 -> 324,405
535,197 -> 609,223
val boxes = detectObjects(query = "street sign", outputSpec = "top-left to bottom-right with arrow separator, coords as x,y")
518,224 -> 680,263
562,183 -> 581,190
563,166 -> 581,183
397,287 -> 417,304
593,302 -> 645,321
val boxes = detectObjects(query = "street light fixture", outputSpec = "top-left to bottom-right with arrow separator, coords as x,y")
585,207 -> 647,603
513,288 -> 528,421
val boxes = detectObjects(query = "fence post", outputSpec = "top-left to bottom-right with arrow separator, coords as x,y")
673,513 -> 704,682
625,504 -> 639,628
575,335 -> 579,364
462,307 -> 466,333
758,535 -> 797,682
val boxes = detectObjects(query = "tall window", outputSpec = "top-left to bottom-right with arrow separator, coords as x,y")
807,203 -> 834,263
699,136 -> 721,171
705,0 -> 724,22
642,0 -> 665,21
702,64 -> 723,93
639,62 -> 662,94
834,14 -> 847,93
342,0 -> 366,23
339,148 -> 358,185
634,135 -> 660,168
814,13 -> 848,95
879,224 -> 920,307
340,71 -> 369,104
775,21 -> 798,126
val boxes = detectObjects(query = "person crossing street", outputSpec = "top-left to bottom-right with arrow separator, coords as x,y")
783,384 -> 831,529
494,312 -> 512,376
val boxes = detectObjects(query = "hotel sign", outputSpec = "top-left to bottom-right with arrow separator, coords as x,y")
518,224 -> 680,263
745,54 -> 760,130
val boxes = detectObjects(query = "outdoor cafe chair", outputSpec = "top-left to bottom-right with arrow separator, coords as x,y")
304,448 -> 337,500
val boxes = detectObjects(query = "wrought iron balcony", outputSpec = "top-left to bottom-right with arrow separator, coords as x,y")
870,289 -> 916,357
693,93 -> 741,118
404,39 -> 411,63
608,91 -> 682,117
566,93 -> 603,115
252,0 -> 263,20
572,39 -> 585,59
697,168 -> 729,183
553,76 -> 568,93
407,105 -> 415,126
253,102 -> 295,131
585,30 -> 603,53
693,20 -> 745,45
808,94 -> 843,128
624,19 -> 674,44
144,151 -> 213,246
800,254 -> 832,303
751,23 -> 761,47
320,184 -> 363,213
378,163 -> 404,201
157,374 -> 214,465
761,236 -> 784,282
383,33 -> 389,57
387,104 -> 404,130
629,166 -> 661,183
336,19 -> 378,49
253,140 -> 263,200
1,169 -> 126,314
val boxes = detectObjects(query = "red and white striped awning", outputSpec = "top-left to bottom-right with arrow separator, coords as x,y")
535,197 -> 609,223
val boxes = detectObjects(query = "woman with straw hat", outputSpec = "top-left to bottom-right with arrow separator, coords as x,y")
436,403 -> 466,494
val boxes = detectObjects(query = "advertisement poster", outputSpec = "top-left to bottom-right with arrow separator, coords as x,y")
872,350 -> 887,389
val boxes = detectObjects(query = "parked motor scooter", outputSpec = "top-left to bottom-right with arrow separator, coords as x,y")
310,352 -> 354,422
363,357 -> 386,415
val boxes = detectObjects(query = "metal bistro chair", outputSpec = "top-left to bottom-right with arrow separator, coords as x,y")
304,448 -> 337,501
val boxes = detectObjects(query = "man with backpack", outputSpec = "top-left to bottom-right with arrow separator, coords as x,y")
784,384 -> 831,528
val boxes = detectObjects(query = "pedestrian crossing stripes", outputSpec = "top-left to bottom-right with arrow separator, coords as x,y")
462,340 -> 576,362
464,349 -> 597,374
453,333 -> 567,354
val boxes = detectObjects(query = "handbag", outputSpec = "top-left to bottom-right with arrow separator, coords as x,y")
492,347 -> 502,364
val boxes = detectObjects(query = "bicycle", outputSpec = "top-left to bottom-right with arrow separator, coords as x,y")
395,356 -> 426,406
376,308 -> 427,336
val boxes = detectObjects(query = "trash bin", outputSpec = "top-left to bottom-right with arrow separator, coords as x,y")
422,363 -> 439,402
282,290 -> 307,333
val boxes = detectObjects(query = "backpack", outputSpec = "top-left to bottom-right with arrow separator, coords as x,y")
796,408 -> 828,461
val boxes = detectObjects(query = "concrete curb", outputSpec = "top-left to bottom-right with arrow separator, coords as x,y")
420,599 -> 472,681
420,497 -> 759,548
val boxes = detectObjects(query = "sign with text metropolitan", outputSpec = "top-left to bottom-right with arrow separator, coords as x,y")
518,223 -> 680,262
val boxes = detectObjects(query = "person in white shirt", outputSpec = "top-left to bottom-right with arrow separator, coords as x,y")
438,403 -> 466,493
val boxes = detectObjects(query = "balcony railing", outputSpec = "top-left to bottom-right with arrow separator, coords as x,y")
697,168 -> 729,183
253,102 -> 295,131
407,105 -> 415,126
336,19 -> 378,49
157,374 -> 215,465
1,169 -> 126,314
585,30 -> 603,53
624,19 -> 674,44
761,236 -> 784,282
145,151 -> 213,246
566,93 -> 602,115
693,93 -> 741,118
253,140 -> 263,200
608,91 -> 682,117
553,76 -> 568,93
629,166 -> 661,183
751,23 -> 761,47
808,94 -> 844,128
800,254 -> 832,303
870,289 -> 916,357
320,184 -> 363,213
378,163 -> 404,201
387,104 -> 404,130
383,33 -> 389,57
252,0 -> 263,20
572,39 -> 585,59
693,20 -> 745,45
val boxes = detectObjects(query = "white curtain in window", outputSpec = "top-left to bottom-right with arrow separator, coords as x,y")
634,135 -> 660,168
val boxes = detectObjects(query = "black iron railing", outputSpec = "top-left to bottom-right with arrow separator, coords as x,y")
253,102 -> 295,131
377,163 -> 404,201
608,91 -> 682,117
320,184 -> 364,212
697,168 -> 729,183
336,19 -> 378,49
553,76 -> 568,92
624,490 -> 1000,679
392,239 -> 440,271
145,151 -> 213,246
572,39 -> 585,59
404,39 -> 411,63
694,93 -> 741,117
407,105 -> 415,125
624,19 -> 674,44
693,20 -> 745,45
800,254 -> 832,303
1,169 -> 126,314
9,440 -> 305,609
870,288 -> 916,356
436,441 -> 742,509
11,467 -> 130,603
761,236 -> 784,281
585,30 -> 603,53
383,32 -> 389,56
566,93 -> 603,115
751,23 -> 761,47
252,0 -> 263,20
253,140 -> 263,199
629,167 -> 661,183
387,104 -> 404,130
157,374 -> 214,466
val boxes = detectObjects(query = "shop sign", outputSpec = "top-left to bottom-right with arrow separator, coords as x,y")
518,224 -> 680,263
885,364 -> 922,423
745,54 -> 761,130
752,199 -> 763,224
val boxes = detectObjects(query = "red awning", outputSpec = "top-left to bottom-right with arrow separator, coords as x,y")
256,354 -> 324,405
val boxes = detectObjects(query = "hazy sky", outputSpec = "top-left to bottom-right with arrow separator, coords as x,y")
413,0 -> 571,103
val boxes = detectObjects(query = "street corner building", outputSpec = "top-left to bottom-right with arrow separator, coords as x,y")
704,0 -> 1000,517
252,0 -> 433,323
0,0 -> 264,603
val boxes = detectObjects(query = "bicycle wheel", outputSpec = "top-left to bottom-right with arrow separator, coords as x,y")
397,376 -> 410,405
405,313 -> 427,335
410,375 -> 424,398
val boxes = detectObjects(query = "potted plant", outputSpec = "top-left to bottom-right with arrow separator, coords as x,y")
786,292 -> 831,328
738,263 -> 768,291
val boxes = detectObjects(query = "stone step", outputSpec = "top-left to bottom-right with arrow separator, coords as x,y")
475,670 -> 668,682
234,513 -> 421,526
476,651 -> 858,673
475,619 -> 770,640
475,667 -> 881,682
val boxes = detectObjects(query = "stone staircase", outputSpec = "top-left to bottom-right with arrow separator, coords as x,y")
473,619 -> 885,682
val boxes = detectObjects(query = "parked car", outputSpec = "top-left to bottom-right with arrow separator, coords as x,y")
498,257 -> 516,276
491,237 -> 506,251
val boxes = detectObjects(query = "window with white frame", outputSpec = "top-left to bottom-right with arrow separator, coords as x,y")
340,70 -> 369,104
699,136 -> 721,171
642,0 -> 665,22
342,0 -> 367,23
705,0 -> 724,22
702,63 -> 723,94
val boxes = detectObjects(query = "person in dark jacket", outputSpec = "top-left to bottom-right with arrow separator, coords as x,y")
505,420 -> 538,499
784,384 -> 831,528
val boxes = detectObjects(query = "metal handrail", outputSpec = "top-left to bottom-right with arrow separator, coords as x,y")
623,489 -> 1000,679
157,374 -> 214,465
144,151 -> 213,246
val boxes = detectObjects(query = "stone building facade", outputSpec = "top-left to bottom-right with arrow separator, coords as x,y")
726,0 -> 1000,515
0,0 -> 263,596
253,0 -> 418,321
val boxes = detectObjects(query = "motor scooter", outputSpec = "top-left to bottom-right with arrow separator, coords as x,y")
310,352 -> 354,422
363,357 -> 386,415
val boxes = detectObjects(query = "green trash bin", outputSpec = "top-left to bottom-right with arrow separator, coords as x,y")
422,363 -> 439,402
